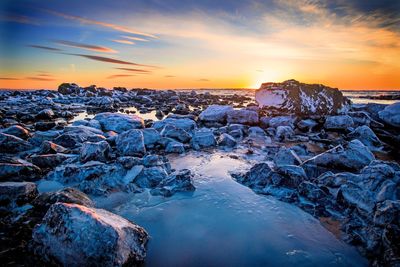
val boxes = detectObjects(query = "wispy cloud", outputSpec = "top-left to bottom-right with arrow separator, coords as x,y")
0,77 -> 20,80
112,39 -> 135,45
0,14 -> 39,25
165,75 -> 176,78
115,68 -> 151,73
28,45 -> 62,51
107,74 -> 135,79
66,53 -> 158,67
53,40 -> 117,53
43,9 -> 157,38
26,77 -> 55,81
121,35 -> 149,42
198,78 -> 210,81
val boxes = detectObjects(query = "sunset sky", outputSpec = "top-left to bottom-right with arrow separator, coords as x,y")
0,0 -> 399,90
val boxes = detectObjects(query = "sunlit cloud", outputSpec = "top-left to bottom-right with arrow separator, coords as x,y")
28,45 -> 62,51
112,39 -> 135,45
0,77 -> 20,80
53,40 -> 117,53
26,77 -> 55,81
43,9 -> 157,38
121,35 -> 149,42
107,74 -> 135,79
198,78 -> 210,81
165,75 -> 176,78
115,68 -> 151,73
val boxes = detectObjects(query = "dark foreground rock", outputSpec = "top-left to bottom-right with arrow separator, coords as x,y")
32,203 -> 149,266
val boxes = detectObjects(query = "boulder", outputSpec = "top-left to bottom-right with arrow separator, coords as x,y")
80,141 -> 111,163
116,129 -> 146,156
226,109 -> 259,125
378,102 -> 400,128
0,157 -> 41,181
165,141 -> 185,154
348,125 -> 383,151
1,125 -> 30,139
36,109 -> 55,120
302,140 -> 375,172
275,165 -> 308,188
274,147 -> 302,166
191,128 -> 216,149
160,124 -> 191,143
235,162 -> 273,188
275,126 -> 294,141
268,116 -> 296,128
218,133 -> 237,147
58,83 -> 81,95
256,79 -> 350,115
142,128 -> 161,148
29,153 -> 72,168
39,141 -> 68,154
0,181 -> 38,207
133,166 -> 168,188
32,203 -> 148,266
151,169 -> 195,197
153,118 -> 196,133
324,115 -> 354,130
0,133 -> 33,153
198,105 -> 233,123
94,113 -> 144,133
297,119 -> 318,132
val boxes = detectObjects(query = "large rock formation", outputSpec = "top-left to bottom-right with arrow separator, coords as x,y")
255,79 -> 351,115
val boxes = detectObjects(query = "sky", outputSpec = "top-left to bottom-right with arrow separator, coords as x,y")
0,0 -> 399,90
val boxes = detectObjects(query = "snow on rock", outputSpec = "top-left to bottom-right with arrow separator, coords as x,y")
255,79 -> 351,115
226,109 -> 259,125
32,203 -> 148,266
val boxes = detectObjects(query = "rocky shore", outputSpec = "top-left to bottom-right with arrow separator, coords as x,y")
0,79 -> 399,266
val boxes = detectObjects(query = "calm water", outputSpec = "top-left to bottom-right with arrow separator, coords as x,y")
93,151 -> 367,267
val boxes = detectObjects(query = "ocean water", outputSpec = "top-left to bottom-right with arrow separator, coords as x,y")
93,151 -> 367,267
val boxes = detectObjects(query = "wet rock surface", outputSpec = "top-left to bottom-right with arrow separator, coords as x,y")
0,81 -> 399,266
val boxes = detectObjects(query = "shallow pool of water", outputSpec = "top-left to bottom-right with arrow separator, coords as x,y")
94,151 -> 367,267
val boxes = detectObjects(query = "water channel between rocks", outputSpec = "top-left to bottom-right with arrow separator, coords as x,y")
77,151 -> 368,267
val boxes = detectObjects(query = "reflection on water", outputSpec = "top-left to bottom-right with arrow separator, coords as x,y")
94,151 -> 367,267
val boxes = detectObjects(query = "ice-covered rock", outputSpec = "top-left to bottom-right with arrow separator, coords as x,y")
32,203 -> 148,266
302,140 -> 375,172
256,79 -> 350,115
324,115 -> 354,130
58,83 -> 81,95
80,141 -> 111,162
199,105 -> 233,123
153,118 -> 196,133
151,169 -> 195,197
378,102 -> 400,128
274,147 -> 302,166
226,109 -> 259,125
165,141 -> 185,154
116,129 -> 146,156
36,109 -> 55,120
0,157 -> 41,181
160,124 -> 191,143
297,119 -> 318,132
142,128 -> 161,148
275,126 -> 294,141
218,133 -> 237,147
94,112 -> 144,133
348,125 -> 383,151
29,153 -> 72,168
133,166 -> 168,188
1,125 -> 30,140
0,133 -> 33,153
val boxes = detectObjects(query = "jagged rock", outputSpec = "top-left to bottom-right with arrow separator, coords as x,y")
0,157 -> 41,181
29,130 -> 60,146
32,187 -> 94,212
1,125 -> 30,139
275,125 -> 294,141
39,141 -> 68,154
32,203 -> 148,266
373,200 -> 400,226
133,166 -> 168,188
275,165 -> 307,188
378,102 -> 400,128
142,128 -> 161,148
94,112 -> 144,133
191,128 -> 216,149
161,124 -> 191,143
226,109 -> 259,125
29,153 -> 72,168
235,162 -> 273,188
348,125 -> 383,151
337,183 -> 375,214
151,169 -> 195,197
324,115 -> 354,130
256,79 -> 350,115
116,129 -> 146,156
0,181 -> 38,208
274,147 -> 302,166
34,121 -> 56,131
267,116 -> 296,128
218,133 -> 237,147
0,133 -> 33,153
198,105 -> 233,123
165,141 -> 185,154
80,141 -> 111,163
302,140 -> 375,172
248,126 -> 266,137
298,181 -> 327,201
72,119 -> 102,130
